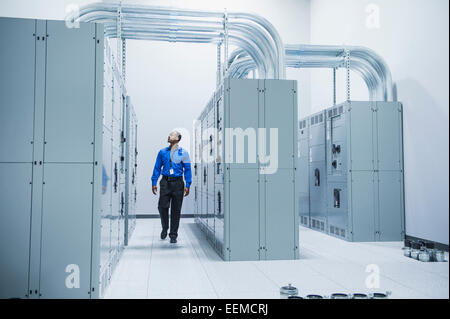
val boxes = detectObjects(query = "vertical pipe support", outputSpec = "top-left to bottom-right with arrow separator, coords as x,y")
217,41 -> 222,87
223,9 -> 229,76
333,67 -> 337,106
122,38 -> 126,82
117,2 -> 123,75
345,49 -> 351,102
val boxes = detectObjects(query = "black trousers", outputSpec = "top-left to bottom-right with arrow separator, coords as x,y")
158,176 -> 184,239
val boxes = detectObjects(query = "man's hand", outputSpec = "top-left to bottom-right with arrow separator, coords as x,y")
184,187 -> 190,197
152,186 -> 158,195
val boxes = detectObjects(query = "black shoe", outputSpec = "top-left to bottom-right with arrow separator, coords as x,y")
160,230 -> 167,240
170,238 -> 177,244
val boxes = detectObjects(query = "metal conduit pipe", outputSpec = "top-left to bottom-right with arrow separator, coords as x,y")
228,56 -> 255,78
83,13 -> 271,77
102,27 -> 269,76
229,45 -> 388,101
351,58 -> 383,100
285,44 -> 393,101
228,52 -> 383,101
104,4 -> 285,77
228,12 -> 285,79
227,48 -> 246,67
104,27 -> 268,77
73,2 -> 285,78
231,22 -> 277,77
228,49 -> 383,100
286,54 -> 382,100
225,50 -> 256,79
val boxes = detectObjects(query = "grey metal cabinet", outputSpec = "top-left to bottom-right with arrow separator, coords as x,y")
124,96 -> 138,246
0,163 -> 33,298
43,21 -> 97,163
98,37 -> 130,296
228,168 -> 260,260
298,101 -> 405,242
39,164 -> 94,298
194,78 -> 299,261
0,17 -> 37,299
377,171 -> 404,241
265,169 -> 297,260
0,18 -> 36,163
298,119 -> 310,227
308,111 -> 327,232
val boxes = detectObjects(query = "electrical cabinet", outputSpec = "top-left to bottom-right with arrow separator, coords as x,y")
298,118 -> 310,227
298,101 -> 405,242
99,37 -> 129,297
0,163 -> 33,298
308,111 -> 327,233
124,96 -> 138,246
98,38 -> 139,296
0,17 -> 137,299
194,78 -> 299,261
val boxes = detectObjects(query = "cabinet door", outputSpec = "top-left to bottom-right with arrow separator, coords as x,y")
44,21 -> 96,163
228,79 -> 259,169
264,80 -> 295,169
0,18 -> 36,162
0,163 -> 33,298
350,171 -> 376,242
378,171 -> 404,241
228,169 -> 259,261
39,164 -> 93,298
376,102 -> 403,171
265,169 -> 297,260
349,102 -> 375,171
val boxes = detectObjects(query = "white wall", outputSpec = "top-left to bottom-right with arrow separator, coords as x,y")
309,0 -> 449,244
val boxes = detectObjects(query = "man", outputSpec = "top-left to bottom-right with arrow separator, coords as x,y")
151,131 -> 191,243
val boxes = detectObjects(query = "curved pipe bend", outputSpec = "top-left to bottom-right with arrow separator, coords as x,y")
285,44 -> 393,101
229,44 -> 392,101
73,2 -> 285,79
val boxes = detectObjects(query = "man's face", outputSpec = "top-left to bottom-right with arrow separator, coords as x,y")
168,131 -> 179,143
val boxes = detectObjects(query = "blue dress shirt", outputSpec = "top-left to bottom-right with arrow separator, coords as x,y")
151,145 -> 192,188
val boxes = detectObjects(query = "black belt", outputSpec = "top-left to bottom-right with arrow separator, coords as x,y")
162,175 -> 183,182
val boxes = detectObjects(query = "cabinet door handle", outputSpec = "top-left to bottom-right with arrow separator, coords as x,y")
334,188 -> 341,208
217,191 -> 222,215
314,168 -> 320,187
114,162 -> 118,192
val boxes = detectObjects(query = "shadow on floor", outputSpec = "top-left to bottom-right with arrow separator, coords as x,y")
186,222 -> 223,262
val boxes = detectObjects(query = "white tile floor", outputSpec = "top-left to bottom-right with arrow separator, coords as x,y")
104,218 -> 449,299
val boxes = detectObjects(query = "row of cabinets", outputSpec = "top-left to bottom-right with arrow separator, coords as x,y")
0,17 -> 138,299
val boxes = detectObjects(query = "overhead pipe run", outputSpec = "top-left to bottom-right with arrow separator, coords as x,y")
70,3 -> 394,101
285,44 -> 393,101
227,45 -> 393,101
71,2 -> 285,79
